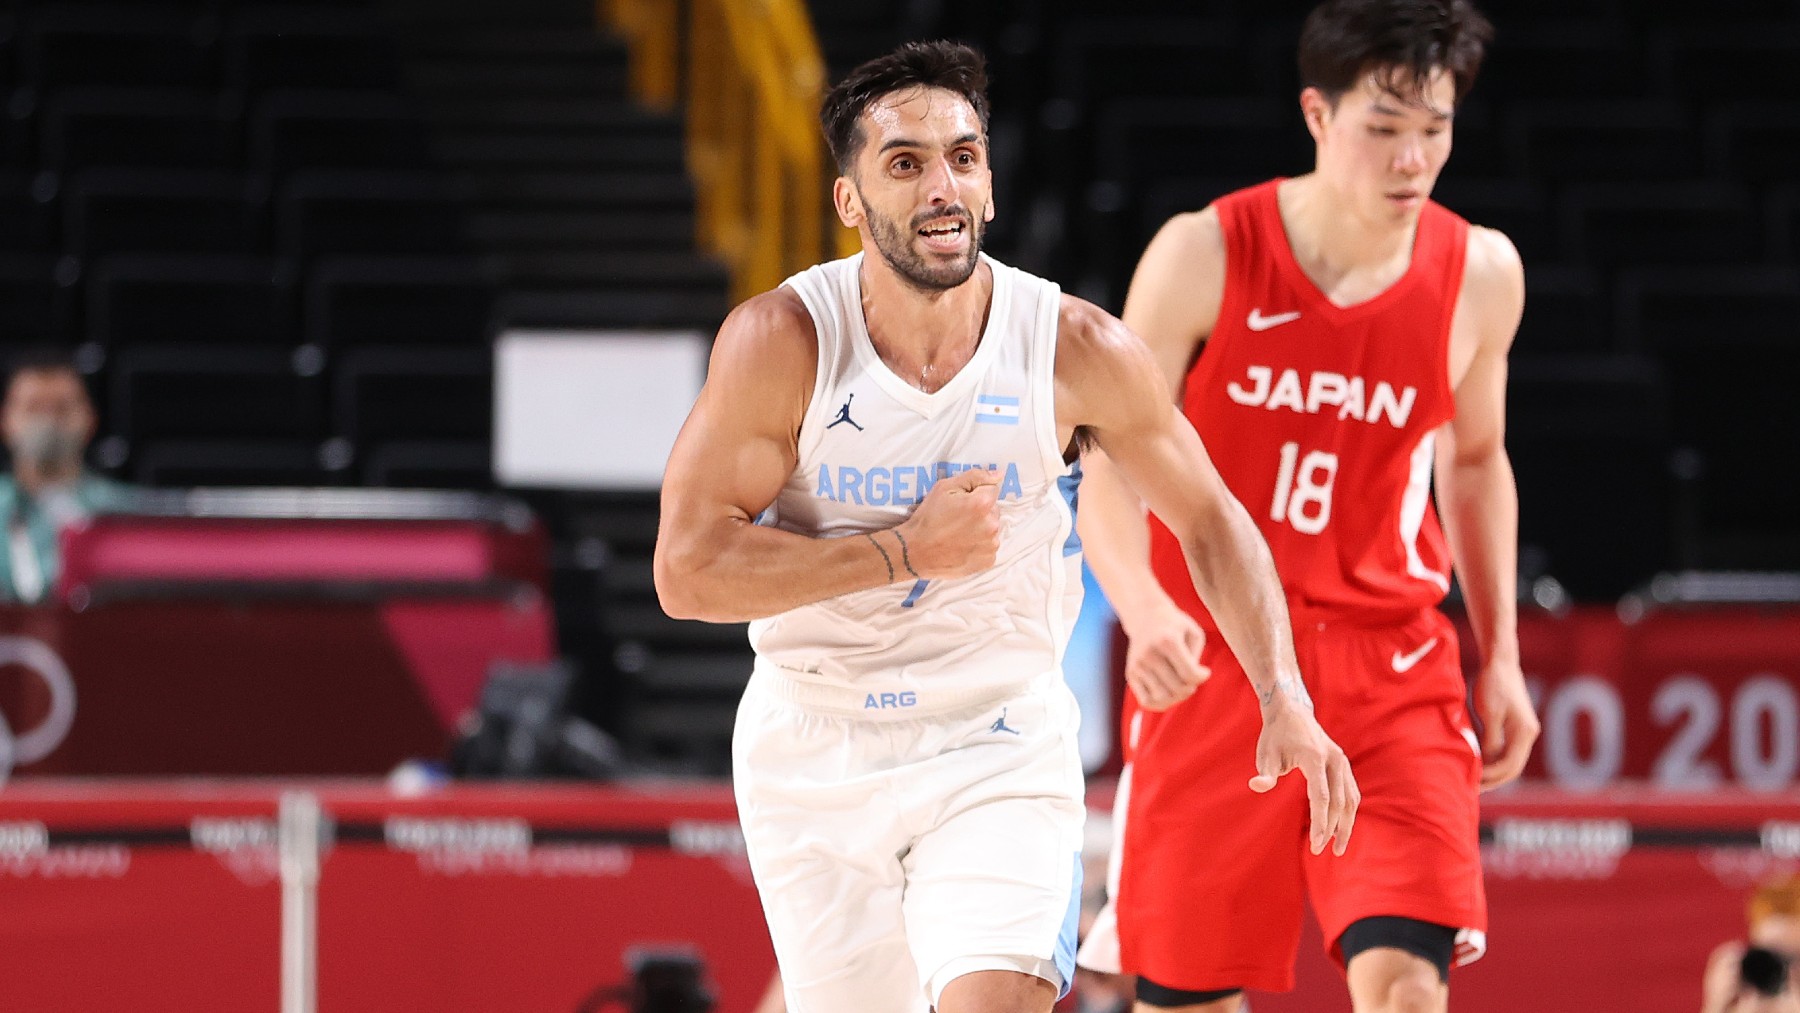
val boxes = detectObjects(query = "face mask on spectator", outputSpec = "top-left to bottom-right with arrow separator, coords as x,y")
9,417 -> 86,470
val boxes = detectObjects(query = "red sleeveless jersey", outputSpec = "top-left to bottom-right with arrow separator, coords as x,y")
1148,179 -> 1468,625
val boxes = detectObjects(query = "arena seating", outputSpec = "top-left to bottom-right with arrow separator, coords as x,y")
807,0 -> 1800,596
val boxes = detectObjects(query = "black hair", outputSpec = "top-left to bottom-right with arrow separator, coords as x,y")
820,40 -> 991,173
1298,0 -> 1494,109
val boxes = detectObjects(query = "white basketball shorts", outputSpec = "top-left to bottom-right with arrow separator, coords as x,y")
732,666 -> 1086,1013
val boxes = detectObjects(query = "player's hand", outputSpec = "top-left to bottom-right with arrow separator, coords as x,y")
1476,658 -> 1539,790
1121,600 -> 1210,712
894,467 -> 1002,578
1250,684 -> 1359,856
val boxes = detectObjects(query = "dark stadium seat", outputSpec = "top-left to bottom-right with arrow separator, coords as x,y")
1517,265 -> 1611,354
332,345 -> 490,441
490,288 -> 728,333
361,439 -> 490,488
1615,265 -> 1800,351
1,89 -> 29,167
0,169 -> 55,252
0,14 -> 14,90
1653,25 -> 1800,103
19,7 -> 216,90
1433,178 -> 1556,265
1705,103 -> 1800,187
64,169 -> 263,257
1562,182 -> 1759,273
1092,98 -> 1311,186
110,344 -> 324,441
1509,101 -> 1702,183
40,89 -> 239,170
1478,22 -> 1648,103
1051,19 -> 1268,104
86,254 -> 292,345
304,255 -> 490,345
223,7 -> 399,93
1507,354 -> 1672,599
249,91 -> 432,177
0,253 -> 67,341
275,170 -> 463,261
1769,186 -> 1800,262
129,439 -> 337,486
1615,267 -> 1800,547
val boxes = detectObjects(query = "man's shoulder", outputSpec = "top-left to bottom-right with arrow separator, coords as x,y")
1153,205 -> 1226,259
717,287 -> 820,358
1458,225 -> 1526,324
1463,224 -> 1524,281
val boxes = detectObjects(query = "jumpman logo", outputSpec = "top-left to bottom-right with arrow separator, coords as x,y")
826,393 -> 863,431
989,708 -> 1020,735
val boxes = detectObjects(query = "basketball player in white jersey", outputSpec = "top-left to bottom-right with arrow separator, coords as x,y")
654,41 -> 1359,1013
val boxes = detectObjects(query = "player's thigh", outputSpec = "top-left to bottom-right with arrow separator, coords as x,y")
1306,616 -> 1485,958
732,688 -> 926,1013
1115,650 -> 1311,991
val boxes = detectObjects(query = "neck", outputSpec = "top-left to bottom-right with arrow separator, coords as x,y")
859,255 -> 993,392
1281,173 -> 1418,274
13,459 -> 80,497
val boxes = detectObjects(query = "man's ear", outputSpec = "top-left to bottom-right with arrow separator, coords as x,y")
983,197 -> 995,223
1299,86 -> 1333,144
833,176 -> 863,229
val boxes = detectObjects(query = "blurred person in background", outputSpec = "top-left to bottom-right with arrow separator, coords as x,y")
1,349 -> 132,604
1076,1 -> 1537,1011
1704,875 -> 1800,1013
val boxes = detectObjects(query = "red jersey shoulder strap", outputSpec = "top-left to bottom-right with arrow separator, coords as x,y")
1415,199 -> 1472,339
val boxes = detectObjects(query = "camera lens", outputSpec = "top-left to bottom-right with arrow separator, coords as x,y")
1741,946 -> 1791,998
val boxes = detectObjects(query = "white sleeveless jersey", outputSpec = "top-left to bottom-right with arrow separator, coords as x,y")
747,252 -> 1084,715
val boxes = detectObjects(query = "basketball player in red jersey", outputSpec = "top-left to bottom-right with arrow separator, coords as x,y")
1074,3 -> 1539,1012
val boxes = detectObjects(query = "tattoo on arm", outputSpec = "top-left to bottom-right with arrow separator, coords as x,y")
893,530 -> 920,579
1260,674 -> 1314,712
866,532 -> 894,583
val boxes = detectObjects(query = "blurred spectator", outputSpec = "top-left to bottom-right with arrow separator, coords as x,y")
0,349 -> 132,604
1704,874 -> 1800,1013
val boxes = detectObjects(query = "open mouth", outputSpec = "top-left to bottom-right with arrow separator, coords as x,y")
917,218 -> 969,251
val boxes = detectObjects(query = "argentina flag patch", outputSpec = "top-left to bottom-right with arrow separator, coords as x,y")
975,394 -> 1021,425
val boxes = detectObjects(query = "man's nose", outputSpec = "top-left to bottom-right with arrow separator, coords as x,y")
921,156 -> 959,203
1394,138 -> 1427,174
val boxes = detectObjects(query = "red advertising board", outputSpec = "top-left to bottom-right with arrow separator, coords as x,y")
3,780 -> 1797,1013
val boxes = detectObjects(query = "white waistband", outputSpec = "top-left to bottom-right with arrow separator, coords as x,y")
749,659 -> 1050,720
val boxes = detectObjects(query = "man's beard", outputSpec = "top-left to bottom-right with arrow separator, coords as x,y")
860,194 -> 985,292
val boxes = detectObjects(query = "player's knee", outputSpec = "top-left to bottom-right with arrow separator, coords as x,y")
1381,970 -> 1445,1013
1133,997 -> 1243,1013
934,969 -> 1056,1013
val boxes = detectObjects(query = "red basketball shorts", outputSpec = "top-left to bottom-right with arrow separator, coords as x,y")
1082,607 -> 1487,993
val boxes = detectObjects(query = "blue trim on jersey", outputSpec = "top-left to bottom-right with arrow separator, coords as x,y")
1056,461 -> 1083,558
1053,850 -> 1082,998
899,578 -> 929,608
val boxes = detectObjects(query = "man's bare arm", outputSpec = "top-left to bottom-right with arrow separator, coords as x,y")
654,290 -> 1000,624
1436,226 -> 1539,788
1060,296 -> 1357,854
1077,210 -> 1224,626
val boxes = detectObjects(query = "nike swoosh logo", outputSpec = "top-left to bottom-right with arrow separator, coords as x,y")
1246,308 -> 1302,331
1391,637 -> 1440,673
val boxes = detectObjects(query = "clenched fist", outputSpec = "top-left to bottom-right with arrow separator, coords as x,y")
892,467 -> 1003,579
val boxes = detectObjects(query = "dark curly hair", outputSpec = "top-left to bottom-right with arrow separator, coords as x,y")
820,40 -> 990,174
